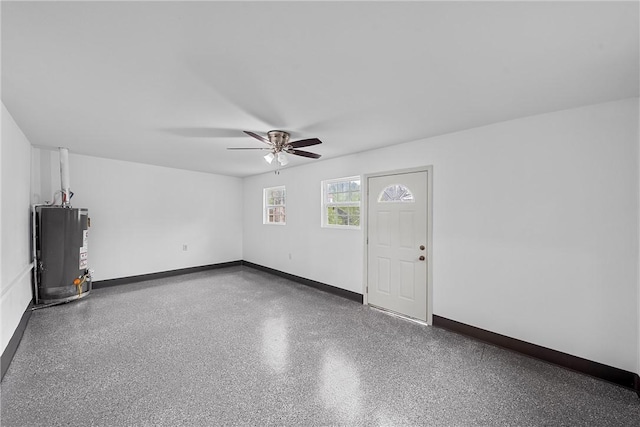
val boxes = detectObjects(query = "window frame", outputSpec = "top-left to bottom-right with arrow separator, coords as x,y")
263,185 -> 286,225
321,176 -> 361,229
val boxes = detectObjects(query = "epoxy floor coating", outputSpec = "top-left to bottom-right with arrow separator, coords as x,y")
1,267 -> 639,426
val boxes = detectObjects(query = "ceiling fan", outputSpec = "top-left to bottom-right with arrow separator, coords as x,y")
228,130 -> 322,166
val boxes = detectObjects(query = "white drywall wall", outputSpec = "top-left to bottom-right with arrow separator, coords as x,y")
35,151 -> 243,281
243,98 -> 639,372
1,103 -> 34,355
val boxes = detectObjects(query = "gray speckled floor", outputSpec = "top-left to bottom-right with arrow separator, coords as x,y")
1,266 -> 638,426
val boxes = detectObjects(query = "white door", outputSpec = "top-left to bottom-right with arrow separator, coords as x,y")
367,171 -> 428,321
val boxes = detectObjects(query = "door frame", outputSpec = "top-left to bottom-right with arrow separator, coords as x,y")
362,166 -> 434,325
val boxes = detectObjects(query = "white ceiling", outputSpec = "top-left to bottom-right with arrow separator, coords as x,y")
2,1 -> 638,177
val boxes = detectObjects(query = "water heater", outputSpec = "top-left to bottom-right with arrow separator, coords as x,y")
34,206 -> 92,304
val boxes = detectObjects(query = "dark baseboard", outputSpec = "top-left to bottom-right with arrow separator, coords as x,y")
93,261 -> 243,289
241,261 -> 363,304
1,300 -> 33,381
2,260 -> 360,382
92,260 -> 363,304
433,315 -> 640,395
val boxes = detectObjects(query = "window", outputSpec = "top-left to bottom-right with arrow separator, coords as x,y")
264,186 -> 286,224
322,176 -> 361,228
378,184 -> 414,203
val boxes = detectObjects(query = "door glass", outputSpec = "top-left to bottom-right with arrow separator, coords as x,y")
378,184 -> 414,203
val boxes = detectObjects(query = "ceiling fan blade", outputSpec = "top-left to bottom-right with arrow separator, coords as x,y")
244,131 -> 271,145
227,147 -> 270,150
289,149 -> 321,159
289,138 -> 322,148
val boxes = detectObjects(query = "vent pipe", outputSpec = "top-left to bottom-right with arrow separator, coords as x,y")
59,147 -> 71,207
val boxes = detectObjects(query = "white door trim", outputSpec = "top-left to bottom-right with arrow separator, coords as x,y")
362,166 -> 433,325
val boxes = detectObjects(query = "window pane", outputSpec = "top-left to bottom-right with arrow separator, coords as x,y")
335,192 -> 348,202
268,207 -> 282,223
350,191 -> 361,202
350,180 -> 361,191
271,205 -> 285,222
327,207 -> 338,224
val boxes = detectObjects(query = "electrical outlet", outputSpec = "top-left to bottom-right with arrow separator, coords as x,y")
183,244 -> 188,251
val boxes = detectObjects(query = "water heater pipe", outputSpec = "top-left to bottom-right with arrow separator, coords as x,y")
59,147 -> 71,206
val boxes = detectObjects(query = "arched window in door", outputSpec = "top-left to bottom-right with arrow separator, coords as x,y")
378,184 -> 414,203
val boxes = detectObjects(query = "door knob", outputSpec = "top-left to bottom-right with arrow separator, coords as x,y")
419,255 -> 425,261
419,245 -> 425,250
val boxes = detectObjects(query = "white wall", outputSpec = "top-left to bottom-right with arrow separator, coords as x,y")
1,103 -> 34,355
35,151 -> 243,281
243,98 -> 640,373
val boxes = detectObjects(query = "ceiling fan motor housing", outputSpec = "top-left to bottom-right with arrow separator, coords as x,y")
268,130 -> 290,151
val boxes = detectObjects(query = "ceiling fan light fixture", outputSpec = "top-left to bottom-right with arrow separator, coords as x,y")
277,152 -> 289,166
264,152 -> 275,164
